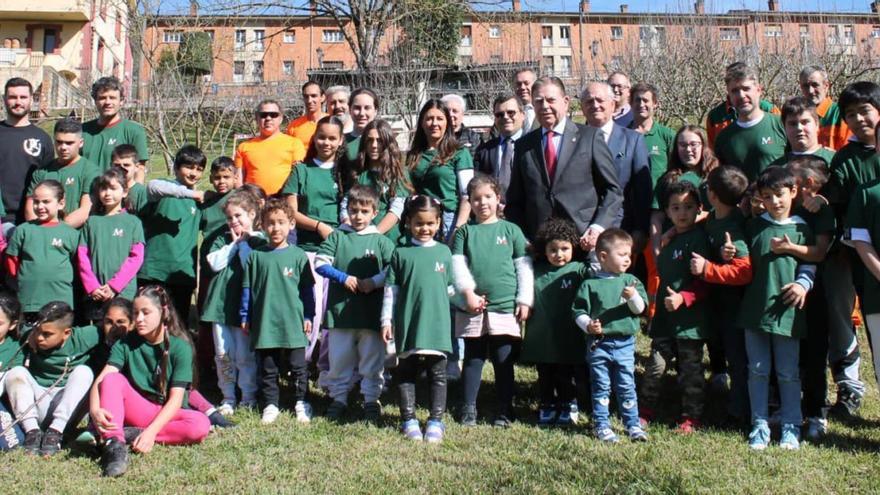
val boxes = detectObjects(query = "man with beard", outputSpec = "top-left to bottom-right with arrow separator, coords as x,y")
82,77 -> 149,177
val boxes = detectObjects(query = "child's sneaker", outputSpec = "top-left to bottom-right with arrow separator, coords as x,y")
803,417 -> 827,442
424,419 -> 445,444
261,404 -> 280,424
402,419 -> 422,441
363,401 -> 382,423
748,420 -> 770,451
676,416 -> 700,434
39,428 -> 63,457
294,400 -> 313,423
831,389 -> 862,418
217,402 -> 235,416
459,404 -> 477,426
537,406 -> 557,427
594,426 -> 619,443
22,429 -> 42,455
209,411 -> 236,429
100,438 -> 129,478
780,423 -> 801,450
557,402 -> 579,425
326,400 -> 347,421
626,425 -> 649,442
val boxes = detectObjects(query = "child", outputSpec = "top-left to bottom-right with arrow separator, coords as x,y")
572,229 -> 648,442
110,144 -> 147,214
25,118 -> 99,228
381,195 -> 453,442
90,286 -> 210,477
519,219 -> 590,426
138,145 -> 206,322
201,191 -> 264,414
770,97 -> 836,167
642,179 -> 710,433
452,175 -> 532,427
4,302 -> 100,456
77,168 -> 145,322
5,180 -> 79,319
689,165 -> 753,427
739,166 -> 815,450
240,199 -> 315,425
315,185 -> 395,421
0,293 -> 23,391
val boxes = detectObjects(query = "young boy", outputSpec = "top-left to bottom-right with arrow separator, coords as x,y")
641,180 -> 709,433
572,228 -> 648,443
771,97 -> 836,167
689,165 -> 752,427
739,166 -> 815,450
314,185 -> 395,422
137,145 -> 205,322
110,145 -> 147,214
4,302 -> 100,456
25,119 -> 99,228
240,198 -> 315,425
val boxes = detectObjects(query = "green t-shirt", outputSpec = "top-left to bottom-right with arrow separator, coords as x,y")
344,133 -> 361,163
520,261 -> 590,364
6,221 -> 78,312
651,227 -> 710,340
281,160 -> 340,252
201,232 -> 267,325
26,325 -> 101,387
714,113 -> 787,182
738,214 -> 814,337
198,190 -> 231,270
243,244 -> 315,349
28,158 -> 100,216
769,147 -> 836,168
386,242 -> 453,354
138,179 -> 201,285
827,141 -> 880,214
108,331 -> 193,405
81,119 -> 149,171
794,203 -> 836,238
638,122 -> 676,188
844,179 -> 880,314
79,212 -> 145,300
127,182 -> 148,215
352,167 -> 411,244
410,148 -> 473,212
318,228 -> 395,331
452,220 -> 528,313
0,336 -> 23,371
572,272 -> 646,337
703,209 -> 749,318
652,170 -> 708,210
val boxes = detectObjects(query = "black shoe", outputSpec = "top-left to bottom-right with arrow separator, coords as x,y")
326,400 -> 347,421
23,429 -> 42,455
493,414 -> 514,428
363,401 -> 381,423
123,427 -> 144,444
39,428 -> 63,457
208,411 -> 235,429
459,404 -> 477,426
101,438 -> 129,478
831,389 -> 863,418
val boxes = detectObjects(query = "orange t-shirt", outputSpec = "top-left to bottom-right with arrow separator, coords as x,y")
234,132 -> 306,195
286,114 -> 324,147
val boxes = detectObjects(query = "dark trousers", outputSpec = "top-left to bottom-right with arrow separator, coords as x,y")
195,272 -> 216,377
802,275 -> 830,418
256,347 -> 307,408
462,335 -> 518,415
396,354 -> 447,422
536,363 -> 577,409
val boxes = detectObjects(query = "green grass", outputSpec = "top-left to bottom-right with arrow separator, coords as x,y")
5,332 -> 880,493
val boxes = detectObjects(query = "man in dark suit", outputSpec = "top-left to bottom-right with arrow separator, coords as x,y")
506,77 -> 622,251
474,93 -> 524,198
582,81 -> 652,250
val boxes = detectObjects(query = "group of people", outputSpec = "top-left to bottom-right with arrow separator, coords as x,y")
0,61 -> 878,477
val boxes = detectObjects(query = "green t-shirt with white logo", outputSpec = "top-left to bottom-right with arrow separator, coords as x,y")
79,212 -> 145,300
28,158 -> 100,216
651,227 -> 710,340
410,148 -> 473,212
281,159 -> 340,252
638,122 -> 676,189
82,118 -> 149,171
452,220 -> 528,313
572,272 -> 646,337
6,221 -> 79,312
714,113 -> 787,182
138,179 -> 201,285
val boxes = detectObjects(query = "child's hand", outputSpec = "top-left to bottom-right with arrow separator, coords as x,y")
515,304 -> 530,323
357,278 -> 375,294
721,232 -> 737,261
690,252 -> 707,276
90,407 -> 116,433
781,283 -> 808,309
303,320 -> 313,336
344,276 -> 359,293
465,291 -> 487,314
801,192 -> 828,213
664,287 -> 684,312
193,190 -> 205,203
381,325 -> 393,344
587,319 -> 603,335
131,429 -> 157,454
316,222 -> 334,239
98,284 -> 115,301
621,282 -> 637,300
770,234 -> 794,255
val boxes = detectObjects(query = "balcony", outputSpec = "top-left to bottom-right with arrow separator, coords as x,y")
0,0 -> 91,21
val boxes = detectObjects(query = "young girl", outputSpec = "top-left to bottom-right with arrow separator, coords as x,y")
339,119 -> 412,244
201,191 -> 265,414
90,286 -> 211,477
78,168 -> 145,322
452,175 -> 532,427
519,219 -> 591,426
5,180 -> 79,320
406,99 -> 474,243
381,195 -> 453,443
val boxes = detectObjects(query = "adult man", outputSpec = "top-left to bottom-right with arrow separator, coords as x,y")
582,81 -> 651,248
513,68 -> 537,130
81,77 -> 149,177
799,65 -> 850,150
608,71 -> 634,128
441,94 -> 482,156
236,99 -> 306,195
325,85 -> 352,134
474,94 -> 525,197
286,81 -> 326,146
0,78 -> 53,227
706,61 -> 780,148
629,82 -> 676,189
506,77 -> 622,250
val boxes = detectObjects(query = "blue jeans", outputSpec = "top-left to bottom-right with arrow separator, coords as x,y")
586,335 -> 639,429
744,329 -> 802,425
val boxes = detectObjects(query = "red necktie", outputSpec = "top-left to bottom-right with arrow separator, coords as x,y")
544,130 -> 558,181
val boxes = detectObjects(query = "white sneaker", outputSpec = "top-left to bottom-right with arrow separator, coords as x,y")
217,402 -> 235,416
261,404 -> 280,424
446,360 -> 462,381
295,401 -> 313,423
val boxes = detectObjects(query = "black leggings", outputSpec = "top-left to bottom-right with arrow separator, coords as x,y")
256,347 -> 307,408
462,335 -> 518,414
396,354 -> 447,422
536,363 -> 577,408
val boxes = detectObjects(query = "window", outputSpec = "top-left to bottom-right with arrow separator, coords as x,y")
610,56 -> 623,70
684,26 -> 695,39
323,30 -> 344,43
163,31 -> 183,43
233,60 -> 244,82
234,29 -> 246,50
283,30 -> 295,43
873,25 -> 880,38
460,55 -> 472,66
559,26 -> 571,46
542,55 -> 553,72
799,24 -> 810,38
558,56 -> 572,77
639,25 -> 666,49
828,24 -> 855,45
282,60 -> 294,76
254,30 -> 265,51
844,24 -> 855,43
720,28 -> 740,41
460,26 -> 472,46
252,60 -> 263,82
610,26 -> 623,40
765,24 -> 782,38
489,25 -> 501,39
321,60 -> 344,69
541,26 -> 553,46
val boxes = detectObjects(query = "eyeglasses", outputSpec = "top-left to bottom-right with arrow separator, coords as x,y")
258,112 -> 280,119
494,110 -> 519,118
678,141 -> 703,149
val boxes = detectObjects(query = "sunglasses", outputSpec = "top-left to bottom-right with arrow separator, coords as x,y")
494,110 -> 519,118
258,112 -> 280,119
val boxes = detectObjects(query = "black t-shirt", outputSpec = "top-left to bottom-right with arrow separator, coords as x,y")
0,122 -> 54,223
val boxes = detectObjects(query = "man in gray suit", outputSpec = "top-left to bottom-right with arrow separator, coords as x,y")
506,77 -> 622,251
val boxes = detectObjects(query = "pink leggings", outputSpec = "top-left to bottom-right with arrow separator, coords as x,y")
99,372 -> 210,445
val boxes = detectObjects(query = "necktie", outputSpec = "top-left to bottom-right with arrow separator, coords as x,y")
499,136 -> 513,190
544,130 -> 557,182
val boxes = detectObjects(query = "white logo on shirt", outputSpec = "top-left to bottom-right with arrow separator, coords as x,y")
112,228 -> 124,237
51,238 -> 63,248
434,262 -> 446,273
108,138 -> 117,146
23,138 -> 41,157
496,236 -> 508,245
673,249 -> 683,260
283,267 -> 294,278
190,207 -> 197,215
65,177 -> 75,186
761,136 -> 775,145
364,249 -> 375,257
561,279 -> 572,289
651,145 -> 660,155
